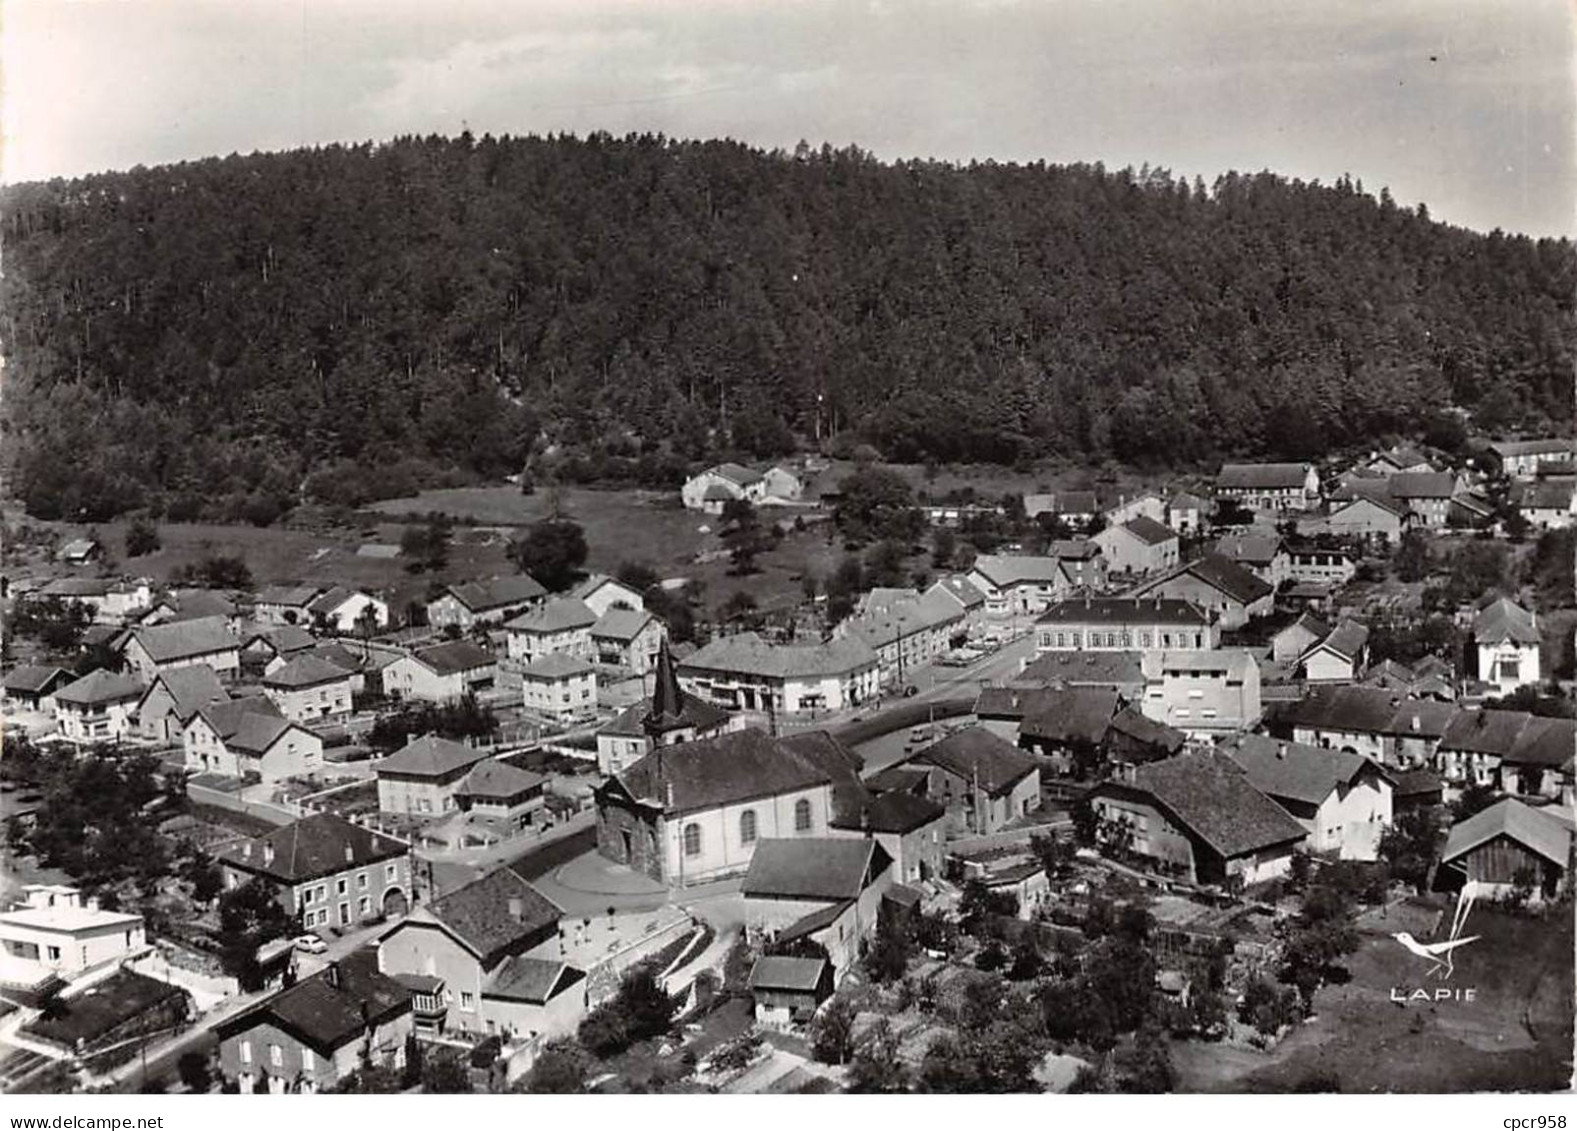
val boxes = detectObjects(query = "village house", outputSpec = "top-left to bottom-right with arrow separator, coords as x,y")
1166,492 -> 1210,536
1515,477 -> 1577,531
252,584 -> 330,628
899,727 -> 1042,836
590,607 -> 666,673
1488,438 -> 1575,480
132,665 -> 228,743
36,577 -> 152,625
215,952 -> 414,1093
1138,649 -> 1262,738
58,537 -> 101,566
504,598 -> 598,670
261,653 -> 355,723
831,789 -> 948,885
1035,595 -> 1216,654
1271,612 -> 1331,664
1104,706 -> 1188,767
217,812 -> 414,928
455,759 -> 548,834
741,838 -> 895,979
425,576 -> 547,632
1127,554 -> 1273,630
966,554 -> 1075,618
1494,715 -> 1577,800
240,624 -> 318,678
1364,445 -> 1435,475
1287,546 -> 1357,586
1104,492 -> 1166,527
1094,516 -> 1180,578
306,586 -> 390,634
520,653 -> 598,723
1299,620 -> 1371,684
1211,534 -> 1290,589
838,589 -> 964,686
1048,539 -> 1108,592
120,615 -> 241,683
1015,687 -> 1122,777
1450,490 -> 1499,529
377,866 -> 584,1042
135,588 -> 245,632
1011,651 -> 1146,701
925,575 -> 989,639
1326,493 -> 1412,547
52,669 -> 145,746
184,696 -> 324,783
748,956 -> 834,1029
3,665 -> 73,714
594,728 -> 845,886
1275,686 -> 1442,766
1388,471 -> 1462,528
1215,463 -> 1320,512
570,574 -> 647,617
1218,734 -> 1393,861
1440,797 -> 1572,904
375,734 -> 494,818
1089,750 -> 1308,886
681,463 -> 771,511
1472,595 -> 1541,694
678,631 -> 879,715
595,645 -> 744,775
382,640 -> 497,703
0,885 -> 147,989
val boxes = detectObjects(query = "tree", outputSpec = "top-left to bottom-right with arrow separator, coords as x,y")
931,527 -> 957,570
125,516 -> 162,558
847,1018 -> 909,1093
511,519 -> 588,591
577,963 -> 680,1056
719,590 -> 759,624
865,902 -> 914,984
216,877 -> 298,990
176,1051 -> 213,1093
864,539 -> 910,589
400,514 -> 452,574
420,1047 -> 472,1093
1238,977 -> 1300,1035
519,1038 -> 592,1093
1452,783 -> 1499,823
835,467 -> 924,546
1113,1023 -> 1175,1093
720,499 -> 770,574
616,560 -> 660,595
809,996 -> 857,1065
1378,808 -> 1441,892
1393,530 -> 1431,582
1070,798 -> 1099,846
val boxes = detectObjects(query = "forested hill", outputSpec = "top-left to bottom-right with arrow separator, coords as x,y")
2,133 -> 1573,523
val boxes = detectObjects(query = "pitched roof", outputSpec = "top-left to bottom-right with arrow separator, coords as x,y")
1217,463 -> 1313,490
571,574 -> 643,604
1169,492 -> 1210,511
779,730 -> 870,826
407,640 -> 495,676
39,577 -> 111,598
507,598 -> 597,634
1331,492 -> 1409,520
1015,650 -> 1145,688
929,575 -> 987,610
1019,687 -> 1122,746
600,691 -> 730,740
832,788 -> 946,834
1106,705 -> 1187,756
866,766 -> 931,795
143,665 -> 228,721
1308,620 -> 1369,663
1388,471 -> 1458,499
1442,798 -> 1573,870
158,588 -> 241,622
970,554 -> 1070,589
378,734 -> 492,778
749,955 -> 829,994
1516,478 -> 1577,511
254,584 -> 327,607
459,759 -> 546,800
306,586 -> 376,616
1218,733 -> 1388,807
591,607 -> 657,642
1049,538 -> 1103,560
974,684 -> 1083,721
1381,698 -> 1458,738
520,652 -> 595,680
442,575 -> 548,613
128,616 -> 239,662
1488,438 -> 1575,459
1213,534 -> 1284,566
1130,554 -> 1272,607
196,696 -> 295,755
1278,612 -> 1333,643
53,668 -> 145,707
1280,685 -> 1410,734
1143,649 -> 1257,680
1055,490 -> 1099,515
1125,750 -> 1308,859
484,957 -> 582,1003
1439,709 -> 1533,757
679,631 -> 876,680
218,812 -> 408,883
423,866 -> 563,961
3,665 -> 72,695
1504,715 -> 1577,768
244,624 -> 318,656
1036,596 -> 1210,628
711,462 -> 764,486
742,838 -> 891,902
1117,516 -> 1178,546
1473,596 -> 1539,645
911,726 -> 1038,796
263,653 -> 353,690
843,592 -> 963,647
1391,768 -> 1444,799
610,727 -> 836,816
217,951 -> 410,1054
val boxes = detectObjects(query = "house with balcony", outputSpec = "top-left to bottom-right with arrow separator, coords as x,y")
426,576 -> 547,632
590,607 -> 665,673
382,640 -> 497,704
2,665 -> 73,714
218,813 -> 414,929
1472,595 -> 1541,694
966,555 -> 1075,618
376,734 -> 493,818
455,760 -> 548,834
0,885 -> 147,992
1288,546 -> 1356,587
520,653 -> 597,723
53,669 -> 145,746
261,653 -> 355,723
677,631 -> 879,716
504,598 -> 597,671
1138,649 -> 1262,738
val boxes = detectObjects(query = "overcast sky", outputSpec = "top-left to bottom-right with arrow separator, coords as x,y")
4,0 -> 1572,237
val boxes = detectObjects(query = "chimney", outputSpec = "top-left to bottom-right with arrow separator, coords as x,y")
262,843 -> 274,865
509,897 -> 524,921
345,843 -> 355,864
666,782 -> 675,810
326,961 -> 341,989
1411,715 -> 1421,732
87,896 -> 100,912
243,842 -> 252,858
860,808 -> 872,839
1276,743 -> 1287,760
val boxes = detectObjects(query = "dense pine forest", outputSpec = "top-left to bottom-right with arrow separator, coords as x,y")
2,132 -> 1572,523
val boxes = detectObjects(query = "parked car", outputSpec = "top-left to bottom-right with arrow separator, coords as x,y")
292,935 -> 328,954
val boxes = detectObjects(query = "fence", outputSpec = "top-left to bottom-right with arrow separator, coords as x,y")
186,780 -> 299,826
127,953 -> 239,1011
582,914 -> 697,1007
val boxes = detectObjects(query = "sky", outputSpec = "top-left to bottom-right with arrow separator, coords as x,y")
4,0 -> 1572,237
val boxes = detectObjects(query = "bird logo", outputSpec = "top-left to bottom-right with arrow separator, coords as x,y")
1393,875 -> 1479,980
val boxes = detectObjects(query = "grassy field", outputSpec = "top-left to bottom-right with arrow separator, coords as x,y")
1172,904 -> 1574,1093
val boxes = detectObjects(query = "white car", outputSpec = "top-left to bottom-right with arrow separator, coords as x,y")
292,935 -> 328,955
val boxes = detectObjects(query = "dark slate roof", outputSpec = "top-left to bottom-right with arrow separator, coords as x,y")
129,615 -> 239,662
1381,699 -> 1457,738
1280,686 -> 1407,734
1439,709 -> 1536,757
610,728 -> 834,816
144,666 -> 228,722
1055,491 -> 1099,515
742,838 -> 891,902
679,631 -> 876,680
3,665 -> 71,694
1019,687 -> 1122,746
749,955 -> 829,994
1126,750 -> 1308,859
263,653 -> 354,690
379,735 -> 492,779
974,685 -> 1076,721
1443,798 -> 1573,869
1132,554 -> 1272,607
216,951 -> 410,1054
1213,534 -> 1284,566
1217,463 -> 1313,490
53,668 -> 145,707
1217,733 -> 1388,807
409,640 -> 495,676
1473,596 -> 1540,646
40,577 -> 111,598
254,584 -> 327,608
1050,538 -> 1102,560
1332,492 -> 1409,520
1310,620 -> 1369,662
1106,706 -> 1187,755
245,625 -> 318,656
591,607 -> 657,642
219,813 -> 408,883
929,575 -> 987,610
1036,596 -> 1209,627
521,652 -> 595,679
911,726 -> 1038,796
1015,650 -> 1145,688
1505,716 -> 1577,768
506,598 -> 598,634
1120,516 -> 1178,546
483,957 -> 582,1003
1389,471 -> 1458,499
1392,769 -> 1444,799
445,575 -> 547,613
831,788 -> 945,835
865,766 -> 931,795
424,866 -> 563,962
459,759 -> 546,800
600,691 -> 731,739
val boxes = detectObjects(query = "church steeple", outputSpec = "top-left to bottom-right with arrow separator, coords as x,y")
644,637 -> 685,739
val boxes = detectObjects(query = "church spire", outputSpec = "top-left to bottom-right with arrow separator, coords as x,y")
644,637 -> 684,738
